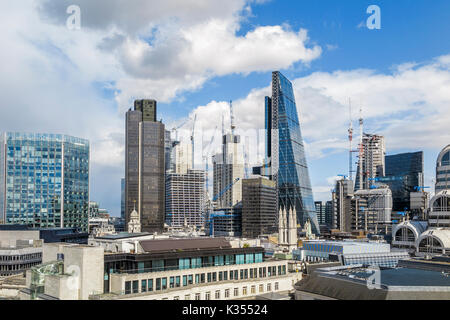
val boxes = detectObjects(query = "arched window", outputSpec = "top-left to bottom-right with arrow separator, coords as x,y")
419,237 -> 443,254
441,151 -> 450,166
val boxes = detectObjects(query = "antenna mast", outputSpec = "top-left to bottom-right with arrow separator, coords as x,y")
229,100 -> 236,136
348,98 -> 353,180
358,106 -> 364,190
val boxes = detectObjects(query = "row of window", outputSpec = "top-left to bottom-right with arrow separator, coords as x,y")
0,253 -> 41,261
123,265 -> 287,295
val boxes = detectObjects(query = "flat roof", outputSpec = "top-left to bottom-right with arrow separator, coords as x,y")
95,232 -> 151,240
139,238 -> 232,253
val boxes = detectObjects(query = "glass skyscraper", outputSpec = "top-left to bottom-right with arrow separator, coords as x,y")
265,71 -> 319,234
379,151 -> 424,212
0,133 -> 89,231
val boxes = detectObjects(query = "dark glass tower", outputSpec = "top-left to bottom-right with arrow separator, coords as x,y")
378,151 -> 424,211
125,100 -> 165,233
266,71 -> 320,234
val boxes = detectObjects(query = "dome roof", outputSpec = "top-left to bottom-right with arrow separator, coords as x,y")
417,228 -> 450,248
130,209 -> 139,219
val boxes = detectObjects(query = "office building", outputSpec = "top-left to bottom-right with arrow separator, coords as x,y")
208,205 -> 242,237
165,169 -> 205,228
241,177 -> 277,238
125,99 -> 165,233
332,178 -> 354,232
315,201 -> 332,228
0,133 -> 89,231
212,133 -> 244,208
436,145 -> 450,193
121,178 -> 125,220
20,238 -> 300,300
378,151 -> 424,212
265,71 -> 319,234
355,134 -> 385,190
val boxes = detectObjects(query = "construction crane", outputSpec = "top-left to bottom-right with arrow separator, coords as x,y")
190,114 -> 197,169
171,118 -> 189,143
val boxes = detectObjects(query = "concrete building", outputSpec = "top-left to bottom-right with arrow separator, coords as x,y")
332,178 -> 354,232
212,133 -> 244,208
0,225 -> 88,245
165,169 -> 205,229
20,238 -> 301,300
436,145 -> 450,193
355,133 -> 386,190
241,177 -> 277,238
315,201 -> 333,228
208,205 -> 242,237
20,243 -> 104,300
410,191 -> 430,220
0,245 -> 42,277
125,99 -> 165,233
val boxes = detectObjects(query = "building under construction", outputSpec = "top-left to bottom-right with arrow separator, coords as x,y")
355,133 -> 386,190
165,169 -> 206,229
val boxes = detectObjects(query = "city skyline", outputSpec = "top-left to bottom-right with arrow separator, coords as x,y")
1,1 -> 450,216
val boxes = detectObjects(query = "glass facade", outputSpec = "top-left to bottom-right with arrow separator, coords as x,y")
266,71 -> 319,234
379,151 -> 423,211
0,133 -> 89,231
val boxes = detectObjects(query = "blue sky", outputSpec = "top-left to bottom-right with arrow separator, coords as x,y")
1,0 -> 450,216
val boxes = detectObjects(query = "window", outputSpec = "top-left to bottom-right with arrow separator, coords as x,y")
229,270 -> 234,280
175,276 -> 180,287
207,273 -> 212,283
132,280 -> 139,294
244,269 -> 248,279
162,278 -> 167,290
268,267 -> 271,277
148,279 -> 153,291
173,296 -> 179,300
250,268 -> 254,279
156,278 -> 161,291
141,280 -> 147,293
242,287 -> 247,296
275,282 -> 279,291
251,286 -> 256,294
272,266 -> 277,276
125,281 -> 131,294
215,290 -> 220,299
267,283 -> 271,291
219,271 -> 223,281
188,275 -> 193,285
236,254 -> 245,264
201,273 -> 205,283
225,289 -> 230,298
195,274 -> 200,284
185,294 -> 191,300
240,270 -> 244,280
234,270 -> 238,280
282,265 -> 286,275
234,288 -> 239,297
170,277 -> 175,288
223,271 -> 228,281
205,292 -> 211,300
278,266 -> 282,275
195,293 -> 200,300
212,272 -> 217,282
183,275 -> 188,286
259,284 -> 264,293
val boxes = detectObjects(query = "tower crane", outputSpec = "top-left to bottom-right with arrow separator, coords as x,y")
191,114 -> 197,169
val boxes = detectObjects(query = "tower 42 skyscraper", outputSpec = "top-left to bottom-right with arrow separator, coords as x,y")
266,71 -> 319,234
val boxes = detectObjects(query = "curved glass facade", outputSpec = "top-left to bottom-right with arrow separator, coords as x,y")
0,133 -> 89,231
266,72 -> 319,234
